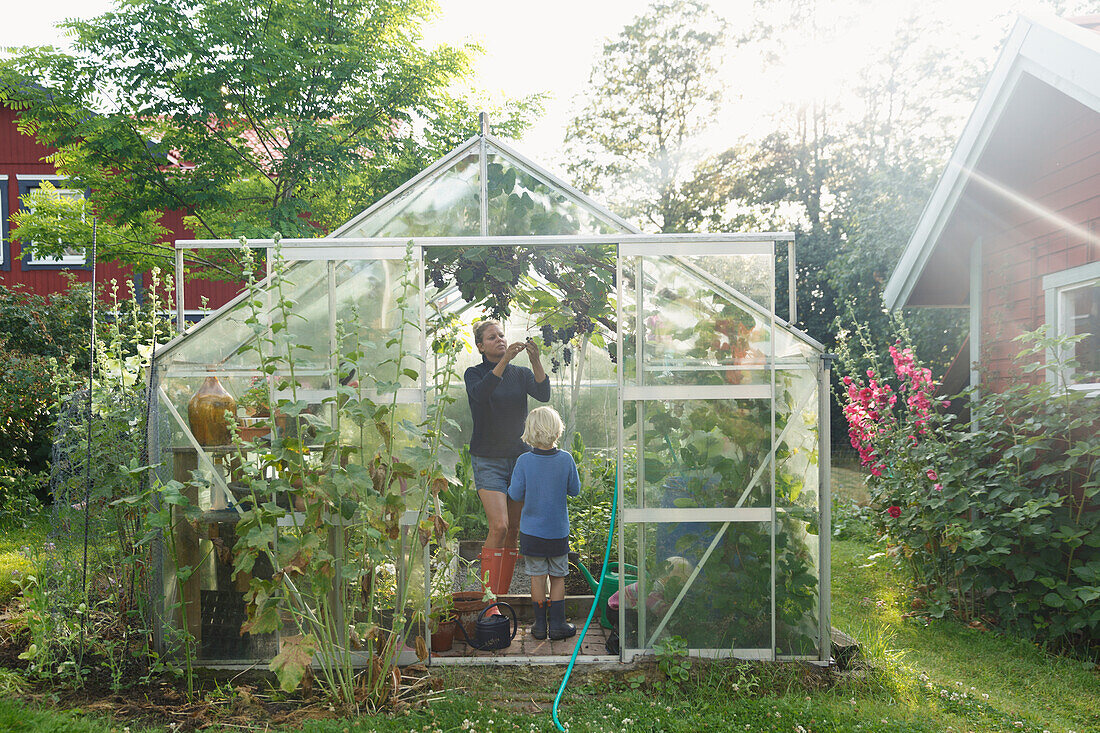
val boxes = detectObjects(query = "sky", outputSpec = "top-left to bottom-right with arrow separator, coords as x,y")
0,0 -> 1081,170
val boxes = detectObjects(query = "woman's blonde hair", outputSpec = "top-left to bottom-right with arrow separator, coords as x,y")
522,406 -> 564,448
472,319 -> 502,346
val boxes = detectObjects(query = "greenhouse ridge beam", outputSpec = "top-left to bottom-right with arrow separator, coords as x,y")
174,232 -> 795,249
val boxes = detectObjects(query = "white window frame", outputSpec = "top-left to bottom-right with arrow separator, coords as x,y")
0,175 -> 8,268
23,186 -> 87,265
1043,261 -> 1100,395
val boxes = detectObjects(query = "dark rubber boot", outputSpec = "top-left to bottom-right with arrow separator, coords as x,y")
532,600 -> 548,640
548,600 -> 576,640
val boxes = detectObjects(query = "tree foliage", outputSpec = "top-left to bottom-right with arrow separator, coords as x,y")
564,0 -> 728,232
565,0 -> 981,387
0,0 -> 540,278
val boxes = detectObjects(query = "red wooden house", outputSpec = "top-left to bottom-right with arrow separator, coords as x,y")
885,13 -> 1100,397
0,103 -> 241,318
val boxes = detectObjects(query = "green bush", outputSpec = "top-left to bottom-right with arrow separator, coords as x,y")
838,326 -> 1100,652
0,280 -> 91,371
831,495 -> 875,543
0,461 -> 45,527
0,342 -> 71,472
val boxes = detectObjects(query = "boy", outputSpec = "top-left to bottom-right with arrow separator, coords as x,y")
507,406 -> 581,640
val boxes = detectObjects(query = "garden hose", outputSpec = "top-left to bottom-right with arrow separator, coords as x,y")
552,470 -> 618,732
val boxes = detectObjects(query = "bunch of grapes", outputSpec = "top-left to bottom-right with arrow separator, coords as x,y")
550,357 -> 561,374
428,268 -> 447,290
562,346 -> 572,366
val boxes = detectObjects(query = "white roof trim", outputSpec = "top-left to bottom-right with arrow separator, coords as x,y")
884,13 -> 1100,310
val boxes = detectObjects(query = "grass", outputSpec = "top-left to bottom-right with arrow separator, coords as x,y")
0,512 -> 49,603
0,477 -> 1097,732
832,539 -> 1100,732
0,512 -> 51,555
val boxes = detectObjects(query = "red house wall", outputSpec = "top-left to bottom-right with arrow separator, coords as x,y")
0,105 -> 242,316
978,118 -> 1100,392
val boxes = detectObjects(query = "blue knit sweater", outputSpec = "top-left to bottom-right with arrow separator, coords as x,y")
507,448 -> 581,546
464,356 -> 550,457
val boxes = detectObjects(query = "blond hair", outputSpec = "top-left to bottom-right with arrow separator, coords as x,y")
522,406 -> 564,449
472,319 -> 502,346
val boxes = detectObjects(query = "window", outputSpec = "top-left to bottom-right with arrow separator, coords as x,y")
20,181 -> 88,267
0,177 -> 8,269
1044,262 -> 1100,392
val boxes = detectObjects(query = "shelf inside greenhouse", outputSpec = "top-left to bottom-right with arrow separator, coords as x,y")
150,127 -> 830,668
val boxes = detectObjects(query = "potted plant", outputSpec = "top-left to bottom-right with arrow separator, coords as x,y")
428,591 -> 457,652
234,378 -> 273,442
451,553 -> 496,639
237,377 -> 271,417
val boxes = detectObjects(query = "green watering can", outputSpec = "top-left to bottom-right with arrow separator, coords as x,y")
574,560 -> 639,629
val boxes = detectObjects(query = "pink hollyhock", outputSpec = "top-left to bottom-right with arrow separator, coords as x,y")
934,484 -> 943,492
887,505 -> 901,518
926,469 -> 938,481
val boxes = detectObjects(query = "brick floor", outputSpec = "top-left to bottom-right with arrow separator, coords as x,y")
433,615 -> 613,659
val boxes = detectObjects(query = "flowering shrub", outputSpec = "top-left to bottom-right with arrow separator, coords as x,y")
838,326 -> 1100,652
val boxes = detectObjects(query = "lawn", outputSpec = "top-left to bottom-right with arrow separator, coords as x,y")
0,475 -> 1097,732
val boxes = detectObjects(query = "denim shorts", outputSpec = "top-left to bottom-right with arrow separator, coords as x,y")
524,553 -> 569,578
471,454 -> 518,493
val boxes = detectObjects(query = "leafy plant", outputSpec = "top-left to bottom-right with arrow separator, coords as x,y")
439,448 -> 487,541
169,240 -> 467,710
832,495 -> 875,543
10,271 -> 175,693
0,462 -> 45,528
837,324 -> 1100,652
654,634 -> 691,693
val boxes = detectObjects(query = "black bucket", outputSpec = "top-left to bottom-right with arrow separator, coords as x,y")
453,601 -> 517,651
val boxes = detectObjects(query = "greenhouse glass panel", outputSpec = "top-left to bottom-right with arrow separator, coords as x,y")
340,152 -> 481,238
622,255 -> 775,388
685,253 -> 774,312
621,521 -> 773,654
773,366 -> 822,658
617,240 -> 825,662
625,398 -> 774,510
485,145 -> 623,236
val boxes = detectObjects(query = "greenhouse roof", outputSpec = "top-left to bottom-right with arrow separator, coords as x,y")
162,126 -> 821,360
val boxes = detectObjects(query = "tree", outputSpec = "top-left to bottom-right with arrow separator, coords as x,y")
564,0 -> 728,232
0,0 -> 540,278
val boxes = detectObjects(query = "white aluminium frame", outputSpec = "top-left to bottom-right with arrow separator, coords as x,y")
162,124 -> 822,665
165,232 -> 829,666
614,239 -> 829,664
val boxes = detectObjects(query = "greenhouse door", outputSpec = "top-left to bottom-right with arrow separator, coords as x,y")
616,239 -> 827,662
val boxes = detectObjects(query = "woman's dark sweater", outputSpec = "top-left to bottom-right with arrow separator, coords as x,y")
464,355 -> 551,457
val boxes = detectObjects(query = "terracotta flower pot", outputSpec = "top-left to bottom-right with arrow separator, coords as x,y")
430,616 -> 457,652
235,417 -> 271,443
452,591 -> 492,639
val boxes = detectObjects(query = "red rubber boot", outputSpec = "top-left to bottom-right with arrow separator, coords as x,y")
496,548 -> 520,596
479,546 -> 503,615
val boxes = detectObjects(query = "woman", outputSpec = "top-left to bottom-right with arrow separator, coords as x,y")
464,319 -> 549,599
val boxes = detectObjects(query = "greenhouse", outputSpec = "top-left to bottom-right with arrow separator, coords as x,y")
149,125 -> 831,670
